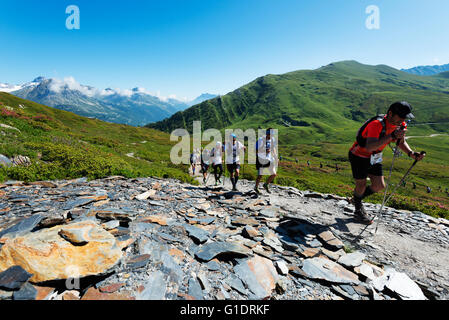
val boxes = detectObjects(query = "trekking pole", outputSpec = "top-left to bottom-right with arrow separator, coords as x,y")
374,151 -> 426,233
353,123 -> 407,242
205,167 -> 212,186
373,122 -> 409,232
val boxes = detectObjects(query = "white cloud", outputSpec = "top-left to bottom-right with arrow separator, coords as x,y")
0,83 -> 22,92
49,76 -> 99,97
18,75 -> 190,103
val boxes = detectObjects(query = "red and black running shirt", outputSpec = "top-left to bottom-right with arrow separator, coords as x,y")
350,117 -> 407,158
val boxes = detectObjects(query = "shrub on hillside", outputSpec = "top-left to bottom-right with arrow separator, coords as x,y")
23,142 -> 136,180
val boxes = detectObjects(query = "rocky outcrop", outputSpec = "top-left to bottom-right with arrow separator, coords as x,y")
0,220 -> 122,283
0,176 -> 447,300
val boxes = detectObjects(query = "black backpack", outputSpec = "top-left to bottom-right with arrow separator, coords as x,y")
356,115 -> 386,148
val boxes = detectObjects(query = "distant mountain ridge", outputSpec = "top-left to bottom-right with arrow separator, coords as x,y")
401,63 -> 449,76
0,77 -> 217,126
147,60 -> 449,145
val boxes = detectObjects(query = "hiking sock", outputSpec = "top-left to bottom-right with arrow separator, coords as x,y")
230,177 -> 235,188
234,175 -> 239,187
362,186 -> 374,199
353,193 -> 363,211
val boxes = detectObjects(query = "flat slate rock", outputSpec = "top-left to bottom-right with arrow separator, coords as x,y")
259,208 -> 277,218
385,272 -> 427,300
13,282 -> 37,300
188,278 -> 204,300
63,198 -> 96,210
337,252 -> 366,268
195,242 -> 252,262
226,274 -> 247,295
137,271 -> 167,300
206,260 -> 221,271
0,266 -> 33,290
234,255 -> 279,300
301,257 -> 360,285
0,214 -> 44,238
126,254 -> 151,269
183,224 -> 210,244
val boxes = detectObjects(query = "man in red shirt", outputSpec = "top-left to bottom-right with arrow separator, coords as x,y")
348,101 -> 426,224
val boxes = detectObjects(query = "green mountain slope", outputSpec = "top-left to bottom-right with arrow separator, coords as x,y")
148,61 -> 449,144
147,61 -> 449,218
0,92 -> 195,184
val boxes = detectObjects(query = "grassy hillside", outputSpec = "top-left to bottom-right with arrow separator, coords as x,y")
148,61 -> 449,218
0,92 -> 196,184
148,61 -> 449,144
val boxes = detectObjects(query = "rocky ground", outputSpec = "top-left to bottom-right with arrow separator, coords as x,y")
0,174 -> 448,301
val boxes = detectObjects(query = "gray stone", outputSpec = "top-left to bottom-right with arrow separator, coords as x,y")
259,208 -> 277,218
301,258 -> 360,285
226,274 -> 247,295
197,272 -> 212,293
13,283 -> 37,300
385,272 -> 427,300
279,236 -> 300,251
337,252 -> 366,268
183,224 -> 210,244
308,238 -> 322,248
195,242 -> 252,262
186,216 -> 215,226
0,214 -> 44,238
102,220 -> 120,230
160,251 -> 184,286
262,238 -> 284,253
188,278 -> 204,300
0,266 -> 33,290
95,208 -> 133,222
206,260 -> 221,271
355,263 -> 376,281
0,154 -> 13,168
234,256 -> 278,300
125,254 -> 151,269
137,271 -> 167,300
157,232 -> 183,243
275,260 -> 289,275
148,200 -> 165,206
0,289 -> 13,300
63,198 -> 96,210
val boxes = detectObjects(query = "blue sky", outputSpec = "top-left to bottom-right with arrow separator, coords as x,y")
1,0 -> 448,100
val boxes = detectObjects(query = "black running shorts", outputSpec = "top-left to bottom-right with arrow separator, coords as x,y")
348,151 -> 383,180
226,163 -> 240,173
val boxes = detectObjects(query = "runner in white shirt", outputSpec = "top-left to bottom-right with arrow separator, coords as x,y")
254,128 -> 278,194
225,134 -> 246,191
211,141 -> 224,186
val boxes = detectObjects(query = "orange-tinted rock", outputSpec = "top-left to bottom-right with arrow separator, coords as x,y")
177,292 -> 196,300
0,220 -> 123,283
62,290 -> 80,300
25,181 -> 58,188
98,283 -> 125,293
234,255 -> 279,299
34,286 -> 55,300
93,199 -> 110,207
300,247 -> 321,258
117,237 -> 135,250
81,287 -> 135,300
141,216 -> 167,226
168,248 -> 185,262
